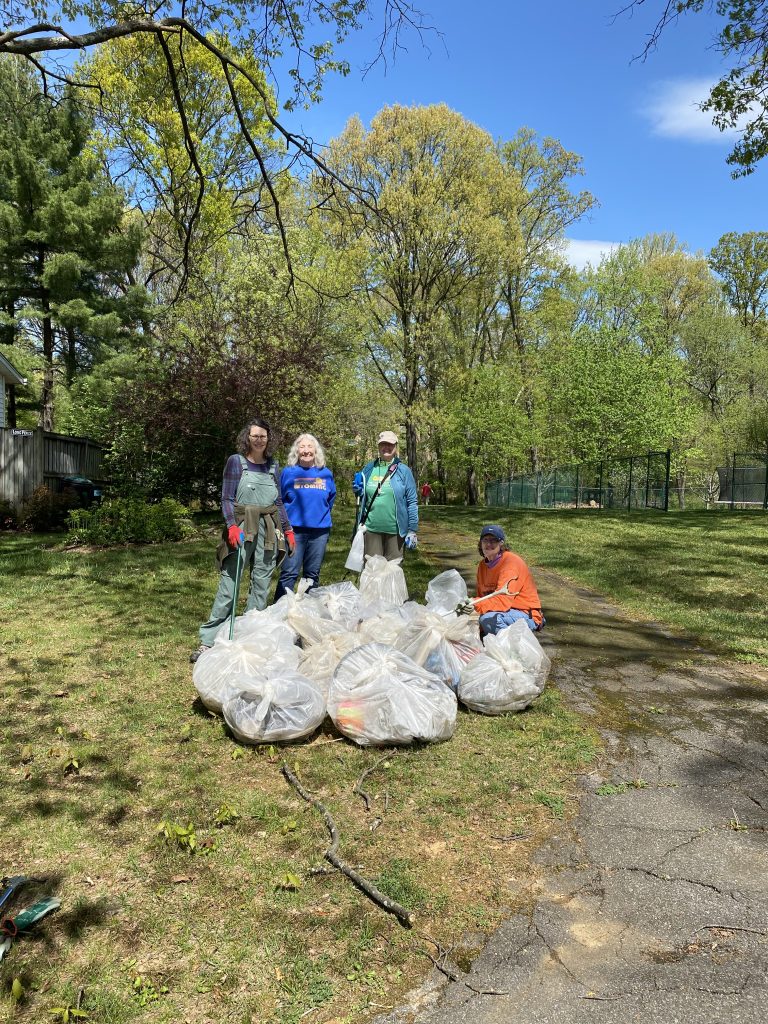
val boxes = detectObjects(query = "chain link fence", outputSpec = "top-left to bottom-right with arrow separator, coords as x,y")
486,451 -> 671,511
716,452 -> 768,509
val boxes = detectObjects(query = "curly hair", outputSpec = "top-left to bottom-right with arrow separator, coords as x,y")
285,433 -> 326,468
235,418 -> 273,459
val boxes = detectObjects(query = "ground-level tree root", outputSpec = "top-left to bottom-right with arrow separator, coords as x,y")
280,762 -> 415,928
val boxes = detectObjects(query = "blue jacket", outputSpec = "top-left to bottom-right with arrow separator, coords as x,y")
355,458 -> 418,537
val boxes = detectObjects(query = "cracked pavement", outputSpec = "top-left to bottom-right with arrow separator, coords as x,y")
377,539 -> 768,1024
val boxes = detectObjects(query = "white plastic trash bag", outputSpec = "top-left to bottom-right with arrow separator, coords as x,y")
269,578 -> 315,621
395,608 -> 482,691
223,672 -> 326,743
306,581 -> 361,629
359,555 -> 408,606
458,619 -> 550,714
345,525 -> 366,573
299,631 -> 361,699
329,643 -> 457,746
192,640 -> 269,714
425,569 -> 468,615
215,609 -> 298,647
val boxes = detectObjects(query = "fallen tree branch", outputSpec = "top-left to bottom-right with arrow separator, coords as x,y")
353,752 -> 397,812
280,763 -> 415,928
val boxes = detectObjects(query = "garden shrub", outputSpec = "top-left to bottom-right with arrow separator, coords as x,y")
66,497 -> 195,546
0,499 -> 18,530
21,485 -> 83,532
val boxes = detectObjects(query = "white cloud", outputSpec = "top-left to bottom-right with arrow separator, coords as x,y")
642,78 -> 742,143
564,239 -> 620,271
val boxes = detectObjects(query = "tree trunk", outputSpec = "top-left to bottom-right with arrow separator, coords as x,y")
38,247 -> 55,431
8,384 -> 17,428
65,326 -> 77,386
466,460 -> 479,505
434,432 -> 448,504
2,299 -> 14,347
41,306 -> 55,431
676,470 -> 686,511
405,418 -> 418,481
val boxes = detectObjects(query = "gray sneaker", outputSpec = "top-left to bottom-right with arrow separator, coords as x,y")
190,644 -> 211,664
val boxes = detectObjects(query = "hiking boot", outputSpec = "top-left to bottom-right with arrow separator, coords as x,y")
190,644 -> 211,664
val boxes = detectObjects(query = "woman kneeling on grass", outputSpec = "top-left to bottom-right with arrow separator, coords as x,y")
473,524 -> 545,637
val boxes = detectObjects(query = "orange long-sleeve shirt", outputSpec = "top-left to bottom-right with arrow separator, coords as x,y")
475,550 -> 544,627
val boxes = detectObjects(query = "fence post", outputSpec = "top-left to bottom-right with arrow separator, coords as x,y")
731,451 -> 736,512
598,460 -> 604,509
645,452 -> 651,509
764,440 -> 768,511
553,467 -> 557,509
576,465 -> 580,509
627,456 -> 634,512
664,450 -> 670,512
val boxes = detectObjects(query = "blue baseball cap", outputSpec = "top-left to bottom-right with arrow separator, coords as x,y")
480,524 -> 506,542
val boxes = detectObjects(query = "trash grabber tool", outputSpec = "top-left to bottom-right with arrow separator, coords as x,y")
228,539 -> 246,641
453,578 -> 521,616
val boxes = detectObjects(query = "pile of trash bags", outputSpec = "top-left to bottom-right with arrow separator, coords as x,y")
192,557 -> 550,747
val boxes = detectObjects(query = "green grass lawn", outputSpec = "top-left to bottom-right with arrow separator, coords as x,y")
1,515 -> 596,1023
424,505 -> 768,666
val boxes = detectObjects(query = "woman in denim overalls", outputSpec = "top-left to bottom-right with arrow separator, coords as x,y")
192,419 -> 294,661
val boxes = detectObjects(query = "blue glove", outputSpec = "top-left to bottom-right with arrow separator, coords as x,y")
405,531 -> 418,550
352,471 -> 364,497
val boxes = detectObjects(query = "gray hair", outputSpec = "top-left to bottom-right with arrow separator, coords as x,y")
285,433 -> 326,468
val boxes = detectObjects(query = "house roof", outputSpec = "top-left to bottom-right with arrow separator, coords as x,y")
0,351 -> 27,386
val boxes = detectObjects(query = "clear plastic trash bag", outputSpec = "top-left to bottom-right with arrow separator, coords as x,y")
192,640 -> 270,714
395,607 -> 482,691
215,608 -> 298,647
306,581 -> 362,630
223,672 -> 327,743
269,578 -> 315,621
458,619 -> 551,714
359,555 -> 409,606
425,569 -> 469,615
328,642 -> 457,746
299,631 -> 361,699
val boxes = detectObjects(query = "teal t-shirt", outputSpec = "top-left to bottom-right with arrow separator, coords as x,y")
363,461 -> 398,534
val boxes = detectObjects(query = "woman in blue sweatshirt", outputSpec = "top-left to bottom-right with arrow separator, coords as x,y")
274,433 -> 336,599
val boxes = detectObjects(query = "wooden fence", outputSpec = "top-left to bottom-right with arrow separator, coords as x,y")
0,428 -> 104,509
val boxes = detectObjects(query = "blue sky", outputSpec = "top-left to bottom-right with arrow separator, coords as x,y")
283,1 -> 766,269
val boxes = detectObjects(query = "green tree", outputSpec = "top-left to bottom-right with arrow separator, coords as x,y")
0,2 -> 431,282
80,32 -> 280,300
319,103 -> 509,477
709,230 -> 768,445
0,59 -> 146,428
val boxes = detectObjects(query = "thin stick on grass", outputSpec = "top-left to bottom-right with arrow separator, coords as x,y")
280,763 -> 415,928
419,931 -> 509,995
353,751 -> 397,812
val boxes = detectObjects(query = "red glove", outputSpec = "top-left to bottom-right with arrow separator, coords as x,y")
227,524 -> 244,548
285,529 -> 296,555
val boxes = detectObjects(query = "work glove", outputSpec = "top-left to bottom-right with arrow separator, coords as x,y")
285,528 -> 296,556
404,531 -> 418,551
352,471 -> 364,497
456,599 -> 475,617
227,524 -> 245,548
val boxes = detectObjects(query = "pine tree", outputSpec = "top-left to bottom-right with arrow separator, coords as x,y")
0,59 -> 146,429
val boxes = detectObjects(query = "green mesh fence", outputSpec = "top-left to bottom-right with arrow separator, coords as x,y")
486,451 -> 671,511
